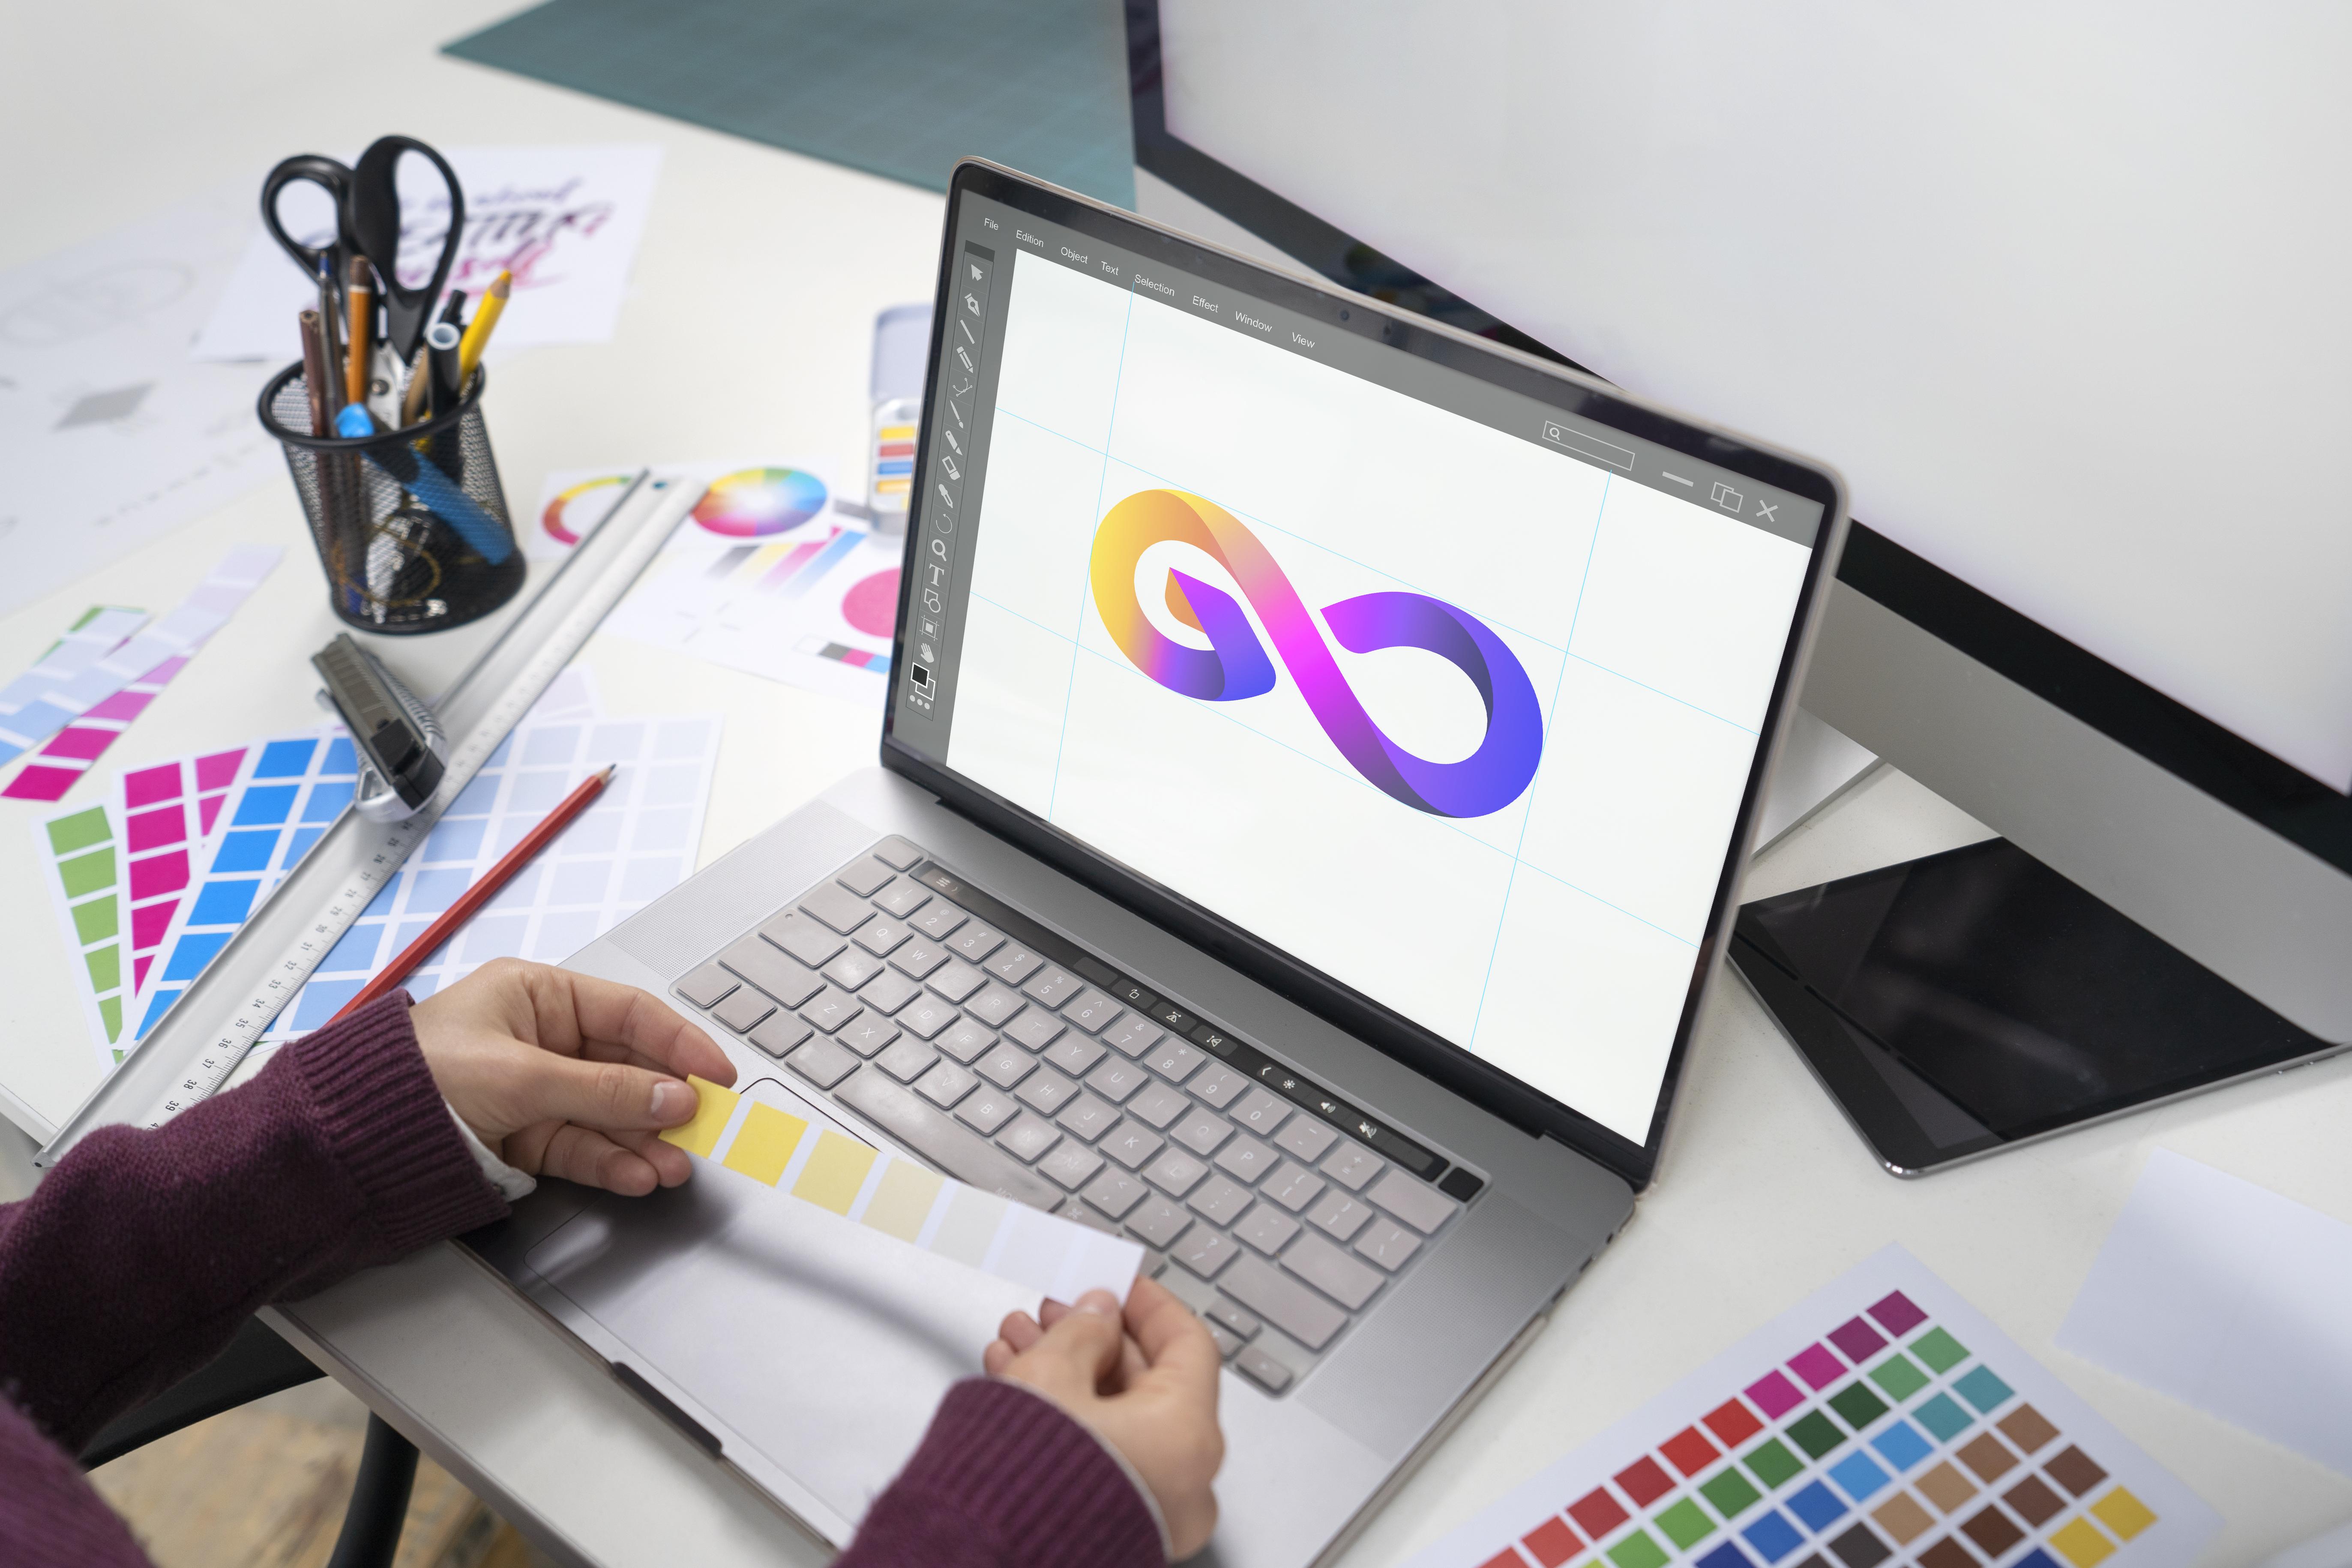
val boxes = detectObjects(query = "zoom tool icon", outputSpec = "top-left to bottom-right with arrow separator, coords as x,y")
1091,489 -> 1542,818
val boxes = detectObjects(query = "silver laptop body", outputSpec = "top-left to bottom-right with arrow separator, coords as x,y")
469,162 -> 1848,1567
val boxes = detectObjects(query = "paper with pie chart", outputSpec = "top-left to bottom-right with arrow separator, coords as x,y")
536,461 -> 902,705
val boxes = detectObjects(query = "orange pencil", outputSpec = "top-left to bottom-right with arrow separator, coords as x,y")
345,256 -> 375,410
329,764 -> 617,1024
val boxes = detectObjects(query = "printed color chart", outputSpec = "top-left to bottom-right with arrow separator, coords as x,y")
120,748 -> 247,998
1411,1250 -> 2214,1568
32,802 -> 127,1062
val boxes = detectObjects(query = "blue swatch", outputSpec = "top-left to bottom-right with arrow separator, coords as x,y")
1741,1512 -> 1805,1564
1786,1480 -> 1847,1531
1953,1365 -> 2015,1414
1911,1392 -> 1971,1442
1870,1419 -> 1933,1472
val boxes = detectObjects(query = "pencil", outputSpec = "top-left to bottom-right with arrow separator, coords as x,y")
401,290 -> 470,426
298,309 -> 334,437
327,763 -> 617,1025
456,270 -> 510,383
345,256 -> 375,410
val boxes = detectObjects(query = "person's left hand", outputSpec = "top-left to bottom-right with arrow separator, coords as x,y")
409,958 -> 736,1196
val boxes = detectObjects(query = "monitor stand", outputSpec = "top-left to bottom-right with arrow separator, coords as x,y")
1729,837 -> 2336,1175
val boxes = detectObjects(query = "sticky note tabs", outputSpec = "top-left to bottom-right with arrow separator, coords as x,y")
659,1074 -> 740,1157
722,1102 -> 807,1185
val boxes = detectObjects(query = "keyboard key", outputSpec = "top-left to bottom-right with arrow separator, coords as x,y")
1189,1175 -> 1252,1226
1100,1122 -> 1163,1170
837,1014 -> 900,1057
954,1088 -> 1018,1135
761,911 -> 844,969
1062,989 -> 1123,1033
1002,1010 -> 1064,1051
1127,1194 -> 1192,1248
935,1018 -> 995,1064
876,1038 -> 938,1082
1144,1148 -> 1209,1196
1145,1038 -> 1204,1082
1354,1216 -> 1422,1271
997,1113 -> 1061,1163
910,903 -> 968,941
1232,1087 -> 1291,1136
1214,1134 -> 1278,1185
872,880 -> 931,918
1367,1170 -> 1458,1235
1171,1109 -> 1231,1157
748,1015 -> 812,1058
1024,966 -> 1082,1007
1146,999 -> 1198,1034
1306,1189 -> 1373,1242
1108,976 -> 1159,1011
1210,1322 -> 1244,1361
710,989 -> 774,1033
833,1070 -> 1058,1210
897,996 -> 959,1040
985,943 -> 1044,985
1235,1345 -> 1292,1393
836,858 -> 897,897
1057,1094 -> 1118,1142
889,938 -> 948,979
1016,1068 -> 1078,1115
1274,1117 -> 1339,1163
1219,1254 -> 1346,1350
718,937 -> 824,1007
1172,1227 -> 1236,1280
1234,1204 -> 1299,1255
1039,1141 -> 1103,1190
853,917 -> 911,956
1282,1232 -> 1384,1309
1084,1058 -> 1146,1103
800,882 -> 873,934
1102,1016 -> 1163,1058
787,1036 -> 860,1088
822,948 -> 886,992
963,983 -> 1026,1027
1262,1161 -> 1327,1213
855,968 -> 923,1016
928,959 -> 986,1003
1083,1169 -> 1148,1219
1190,1067 -> 1247,1109
1045,1035 -> 1104,1076
945,921 -> 1003,962
871,835 -> 923,871
1205,1299 -> 1260,1340
1321,1144 -> 1384,1192
977,1044 -> 1034,1089
1125,1082 -> 1189,1130
916,1060 -> 978,1108
801,989 -> 861,1033
1058,1197 -> 1119,1235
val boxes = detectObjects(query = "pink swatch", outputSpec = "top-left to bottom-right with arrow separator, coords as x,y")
2,655 -> 190,802
1743,1370 -> 1805,1419
1787,1343 -> 1847,1389
118,748 -> 246,995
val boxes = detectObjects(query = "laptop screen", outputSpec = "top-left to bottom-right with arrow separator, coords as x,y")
888,171 -> 1831,1152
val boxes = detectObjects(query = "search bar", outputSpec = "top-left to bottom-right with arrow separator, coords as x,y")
1540,421 -> 1635,472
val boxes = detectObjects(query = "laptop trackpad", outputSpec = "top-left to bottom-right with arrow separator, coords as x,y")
524,1168 -> 1038,1530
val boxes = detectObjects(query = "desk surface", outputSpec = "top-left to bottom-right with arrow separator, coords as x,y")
7,7 -> 2350,1563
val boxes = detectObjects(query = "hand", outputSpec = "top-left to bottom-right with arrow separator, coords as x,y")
409,958 -> 736,1196
983,1276 -> 1224,1557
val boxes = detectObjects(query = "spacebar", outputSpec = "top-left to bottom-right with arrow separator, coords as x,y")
833,1068 -> 1061,1211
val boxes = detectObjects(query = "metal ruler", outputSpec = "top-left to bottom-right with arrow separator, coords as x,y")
39,471 -> 706,1165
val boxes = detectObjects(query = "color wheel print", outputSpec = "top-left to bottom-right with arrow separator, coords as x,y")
694,467 -> 828,538
541,474 -> 632,547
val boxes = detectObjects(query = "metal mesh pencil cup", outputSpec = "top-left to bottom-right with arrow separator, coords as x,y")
258,364 -> 526,633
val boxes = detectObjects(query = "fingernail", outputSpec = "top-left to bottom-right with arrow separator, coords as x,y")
650,1079 -> 692,1121
1076,1289 -> 1121,1318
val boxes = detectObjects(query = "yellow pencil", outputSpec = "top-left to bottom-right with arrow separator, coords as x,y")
456,270 -> 511,383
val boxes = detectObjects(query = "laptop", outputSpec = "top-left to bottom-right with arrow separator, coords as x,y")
467,159 -> 1848,1566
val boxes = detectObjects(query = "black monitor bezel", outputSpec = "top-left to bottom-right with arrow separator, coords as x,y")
879,160 -> 1848,1190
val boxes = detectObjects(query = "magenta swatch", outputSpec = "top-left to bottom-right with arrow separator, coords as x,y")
1787,1344 -> 1846,1389
1867,1290 -> 1929,1337
1828,1315 -> 1888,1364
1744,1370 -> 1805,1419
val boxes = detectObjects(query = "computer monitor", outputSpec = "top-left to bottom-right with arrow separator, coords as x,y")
1123,4 -> 2352,1058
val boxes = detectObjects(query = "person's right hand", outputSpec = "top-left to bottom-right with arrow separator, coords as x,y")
983,1276 -> 1224,1557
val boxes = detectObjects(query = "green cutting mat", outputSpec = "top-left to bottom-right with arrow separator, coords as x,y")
445,0 -> 1136,208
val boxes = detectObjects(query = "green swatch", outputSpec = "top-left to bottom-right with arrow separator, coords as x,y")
1827,1381 -> 1890,1430
1699,1466 -> 1763,1518
1869,1352 -> 1930,1402
1785,1410 -> 1845,1460
1744,1436 -> 1805,1488
1910,1326 -> 1969,1373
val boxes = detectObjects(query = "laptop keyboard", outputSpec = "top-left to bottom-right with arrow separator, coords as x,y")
669,836 -> 1486,1395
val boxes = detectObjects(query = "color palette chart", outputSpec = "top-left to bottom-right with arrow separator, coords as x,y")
661,1075 -> 1143,1305
31,801 -> 128,1064
1410,1250 -> 2215,1568
119,747 -> 247,997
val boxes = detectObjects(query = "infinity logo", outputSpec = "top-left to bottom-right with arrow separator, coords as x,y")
1091,489 -> 1543,818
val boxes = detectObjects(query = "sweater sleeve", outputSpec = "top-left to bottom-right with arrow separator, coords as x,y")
0,992 -> 509,1454
839,1378 -> 1166,1568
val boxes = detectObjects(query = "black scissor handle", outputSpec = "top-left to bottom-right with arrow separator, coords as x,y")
350,136 -> 466,364
261,153 -> 359,285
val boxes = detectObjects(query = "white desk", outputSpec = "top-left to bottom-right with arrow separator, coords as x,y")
6,8 -> 2350,1563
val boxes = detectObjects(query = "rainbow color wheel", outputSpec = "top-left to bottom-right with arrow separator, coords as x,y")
694,467 -> 828,538
542,474 -> 632,546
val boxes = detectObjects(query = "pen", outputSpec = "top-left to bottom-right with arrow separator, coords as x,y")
425,320 -> 464,419
456,270 -> 509,383
297,309 -> 334,437
332,403 -> 515,563
345,256 -> 375,410
316,255 -> 343,380
327,764 -> 618,1025
401,291 -> 470,426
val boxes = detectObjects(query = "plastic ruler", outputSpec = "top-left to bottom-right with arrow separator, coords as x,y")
39,471 -> 705,1165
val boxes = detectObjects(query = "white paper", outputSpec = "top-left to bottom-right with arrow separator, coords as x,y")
0,190 -> 282,615
2058,1148 -> 2352,1477
195,145 -> 662,362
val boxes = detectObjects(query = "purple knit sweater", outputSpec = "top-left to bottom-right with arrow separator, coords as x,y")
0,995 -> 1163,1567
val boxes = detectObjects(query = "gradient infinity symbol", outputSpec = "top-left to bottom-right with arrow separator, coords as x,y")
1091,489 -> 1542,818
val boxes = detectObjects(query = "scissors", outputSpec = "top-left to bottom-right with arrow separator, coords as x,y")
261,135 -> 465,365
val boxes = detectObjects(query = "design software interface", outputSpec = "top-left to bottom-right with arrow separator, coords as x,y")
891,193 -> 1824,1142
